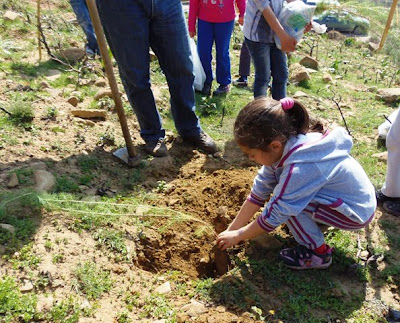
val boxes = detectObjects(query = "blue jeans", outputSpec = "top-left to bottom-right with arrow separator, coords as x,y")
96,0 -> 202,142
197,19 -> 234,86
245,38 -> 288,100
69,0 -> 98,53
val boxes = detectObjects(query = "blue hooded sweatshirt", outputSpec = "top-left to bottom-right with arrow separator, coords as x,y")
247,127 -> 377,232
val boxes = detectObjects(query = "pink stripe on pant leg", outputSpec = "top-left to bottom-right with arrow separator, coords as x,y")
287,217 -> 317,249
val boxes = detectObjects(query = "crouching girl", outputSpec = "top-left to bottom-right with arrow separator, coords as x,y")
216,98 -> 376,269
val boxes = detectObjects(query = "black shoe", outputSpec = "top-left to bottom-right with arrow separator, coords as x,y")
383,200 -> 400,216
376,189 -> 400,205
213,84 -> 230,96
182,131 -> 218,154
145,139 -> 168,157
201,83 -> 212,96
233,77 -> 248,87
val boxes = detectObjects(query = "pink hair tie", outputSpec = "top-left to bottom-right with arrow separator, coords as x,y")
280,98 -> 295,111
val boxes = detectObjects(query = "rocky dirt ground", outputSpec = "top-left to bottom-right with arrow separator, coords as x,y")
1,1 -> 400,322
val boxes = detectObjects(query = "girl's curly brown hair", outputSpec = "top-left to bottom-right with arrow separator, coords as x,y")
234,98 -> 322,150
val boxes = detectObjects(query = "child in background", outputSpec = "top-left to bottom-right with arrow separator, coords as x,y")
188,0 -> 246,96
216,98 -> 376,269
233,40 -> 251,87
243,0 -> 309,99
69,0 -> 99,57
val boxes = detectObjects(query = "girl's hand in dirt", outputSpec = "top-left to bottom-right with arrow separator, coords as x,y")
216,229 -> 242,251
189,31 -> 196,38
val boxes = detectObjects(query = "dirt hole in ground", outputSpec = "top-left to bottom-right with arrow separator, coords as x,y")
134,168 -> 257,278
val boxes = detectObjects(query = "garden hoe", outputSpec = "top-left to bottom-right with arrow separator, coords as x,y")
86,0 -> 141,167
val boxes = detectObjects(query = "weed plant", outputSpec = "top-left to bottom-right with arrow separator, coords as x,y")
72,261 -> 112,300
0,276 -> 37,322
139,294 -> 175,320
8,100 -> 34,126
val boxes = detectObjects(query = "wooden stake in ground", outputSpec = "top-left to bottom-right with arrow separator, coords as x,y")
378,0 -> 399,50
85,0 -> 139,165
37,0 -> 42,61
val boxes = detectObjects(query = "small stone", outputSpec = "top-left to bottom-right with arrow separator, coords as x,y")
328,287 -> 343,297
57,47 -> 85,63
67,96 -> 79,107
368,42 -> 379,51
111,264 -> 126,274
51,280 -> 64,288
34,170 -> 56,192
0,223 -> 15,234
376,88 -> 400,103
7,173 -> 19,188
299,55 -> 319,70
216,306 -> 226,313
71,109 -> 107,119
80,299 -> 91,310
322,73 -> 333,83
372,151 -> 388,161
45,88 -> 62,98
176,313 -> 190,323
289,63 -> 310,83
45,69 -> 62,81
168,199 -> 179,206
95,79 -> 107,87
293,90 -> 308,98
154,282 -> 171,295
4,10 -> 20,21
75,119 -> 96,127
94,88 -> 119,101
39,81 -> 50,89
36,296 -> 54,312
20,281 -> 34,292
181,299 -> 207,317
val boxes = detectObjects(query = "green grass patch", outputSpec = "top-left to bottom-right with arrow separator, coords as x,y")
139,294 -> 175,320
72,261 -> 112,300
0,191 -> 42,251
47,296 -> 92,323
77,155 -> 100,173
54,176 -> 80,193
8,243 -> 41,270
0,276 -> 37,322
92,228 -> 129,261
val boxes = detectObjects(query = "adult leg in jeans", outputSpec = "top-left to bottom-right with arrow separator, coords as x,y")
69,0 -> 98,53
96,0 -> 164,143
215,20 -> 235,86
270,45 -> 288,100
245,38 -> 271,98
150,0 -> 202,138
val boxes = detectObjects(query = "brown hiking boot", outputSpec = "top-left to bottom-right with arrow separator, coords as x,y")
145,139 -> 168,157
182,131 -> 218,154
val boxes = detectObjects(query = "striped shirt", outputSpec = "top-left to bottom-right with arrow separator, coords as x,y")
243,0 -> 284,43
